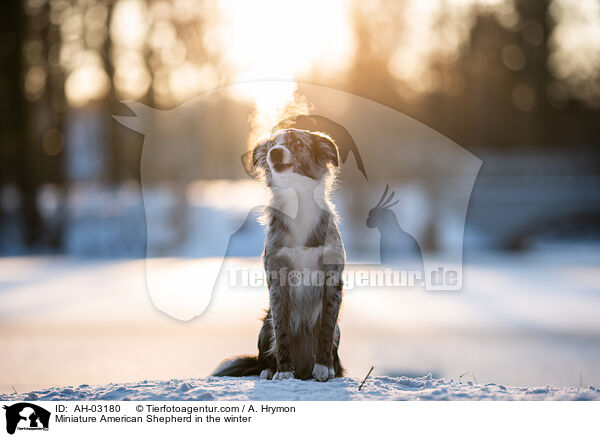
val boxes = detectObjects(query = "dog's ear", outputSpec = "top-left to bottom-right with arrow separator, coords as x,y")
241,138 -> 269,179
312,133 -> 340,168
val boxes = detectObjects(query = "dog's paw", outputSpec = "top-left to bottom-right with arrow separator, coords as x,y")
260,369 -> 274,380
312,363 -> 334,382
272,371 -> 294,380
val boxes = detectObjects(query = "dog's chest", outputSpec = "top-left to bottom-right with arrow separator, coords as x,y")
287,204 -> 322,248
276,245 -> 321,272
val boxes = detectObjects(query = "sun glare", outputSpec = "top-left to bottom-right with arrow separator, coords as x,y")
209,0 -> 355,83
207,0 -> 355,142
55,0 -> 600,110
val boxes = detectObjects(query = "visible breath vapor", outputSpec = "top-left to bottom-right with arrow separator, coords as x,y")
247,85 -> 312,150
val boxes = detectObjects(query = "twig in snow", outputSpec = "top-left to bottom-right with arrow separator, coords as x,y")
358,366 -> 374,391
459,371 -> 478,385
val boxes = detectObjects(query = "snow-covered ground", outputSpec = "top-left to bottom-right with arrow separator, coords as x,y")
1,248 -> 599,400
2,375 -> 600,401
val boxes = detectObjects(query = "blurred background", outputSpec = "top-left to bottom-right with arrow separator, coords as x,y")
1,0 -> 599,394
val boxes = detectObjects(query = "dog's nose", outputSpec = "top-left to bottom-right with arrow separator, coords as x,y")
269,148 -> 284,163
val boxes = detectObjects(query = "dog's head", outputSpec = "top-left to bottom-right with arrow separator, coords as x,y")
243,128 -> 340,188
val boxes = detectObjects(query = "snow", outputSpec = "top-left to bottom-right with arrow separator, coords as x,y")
1,248 -> 599,401
2,375 -> 599,401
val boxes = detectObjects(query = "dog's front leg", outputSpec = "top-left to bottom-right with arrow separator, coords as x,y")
313,265 -> 343,382
268,266 -> 294,380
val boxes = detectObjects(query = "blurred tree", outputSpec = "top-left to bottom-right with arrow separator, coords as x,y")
0,0 -> 43,248
23,0 -> 66,249
342,0 -> 600,150
2,0 -> 599,255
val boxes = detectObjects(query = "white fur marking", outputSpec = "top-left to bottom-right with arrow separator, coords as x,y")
312,363 -> 334,382
271,173 -> 326,246
273,371 -> 294,380
260,369 -> 274,380
276,246 -> 321,270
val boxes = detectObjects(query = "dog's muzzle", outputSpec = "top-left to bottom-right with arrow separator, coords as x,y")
268,146 -> 292,172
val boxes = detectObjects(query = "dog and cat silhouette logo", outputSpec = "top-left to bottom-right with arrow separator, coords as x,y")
114,82 -> 482,320
3,403 -> 50,434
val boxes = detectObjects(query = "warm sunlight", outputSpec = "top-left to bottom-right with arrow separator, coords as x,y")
57,0 -> 600,109
208,0 -> 355,141
209,0 -> 355,83
6,0 -> 600,414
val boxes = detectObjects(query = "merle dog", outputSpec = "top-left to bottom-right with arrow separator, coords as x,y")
213,128 -> 345,381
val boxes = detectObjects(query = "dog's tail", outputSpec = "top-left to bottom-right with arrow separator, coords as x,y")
212,355 -> 262,377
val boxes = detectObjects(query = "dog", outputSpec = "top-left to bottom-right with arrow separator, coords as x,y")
213,128 -> 345,381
